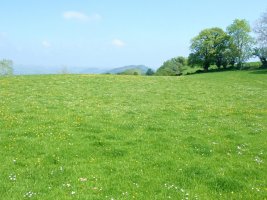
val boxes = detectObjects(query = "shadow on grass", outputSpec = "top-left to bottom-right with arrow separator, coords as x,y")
185,66 -> 266,76
185,67 -> 237,75
249,68 -> 267,74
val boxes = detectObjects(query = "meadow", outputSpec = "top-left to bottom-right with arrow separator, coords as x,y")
0,70 -> 266,199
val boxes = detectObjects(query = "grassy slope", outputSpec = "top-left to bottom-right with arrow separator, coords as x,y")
0,70 -> 266,199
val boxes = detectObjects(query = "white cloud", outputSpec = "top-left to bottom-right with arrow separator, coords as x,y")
112,39 -> 126,48
63,11 -> 101,22
42,40 -> 51,48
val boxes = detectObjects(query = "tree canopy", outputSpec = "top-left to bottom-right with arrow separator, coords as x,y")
189,27 -> 230,71
145,68 -> 155,76
155,56 -> 186,76
188,19 -> 256,72
227,19 -> 254,68
253,47 -> 267,68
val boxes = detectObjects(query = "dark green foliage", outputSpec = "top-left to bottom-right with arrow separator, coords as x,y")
254,47 -> 267,68
155,56 -> 185,76
209,177 -> 244,192
145,68 -> 155,76
188,53 -> 201,67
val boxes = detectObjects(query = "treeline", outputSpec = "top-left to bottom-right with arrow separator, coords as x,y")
153,11 -> 267,76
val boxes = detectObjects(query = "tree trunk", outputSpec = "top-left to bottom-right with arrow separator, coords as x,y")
237,62 -> 242,69
204,63 -> 209,72
260,57 -> 267,68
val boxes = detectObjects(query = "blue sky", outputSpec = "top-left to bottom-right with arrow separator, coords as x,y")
0,0 -> 267,70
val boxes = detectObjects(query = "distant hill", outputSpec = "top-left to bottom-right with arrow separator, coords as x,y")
13,65 -> 62,75
13,65 -> 107,75
105,65 -> 150,74
13,64 -> 151,75
79,68 -> 106,74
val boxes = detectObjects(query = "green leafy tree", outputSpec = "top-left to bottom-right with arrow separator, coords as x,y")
253,47 -> 267,68
221,41 -> 238,68
189,27 -> 230,71
227,19 -> 254,68
188,53 -> 200,67
145,68 -> 155,76
213,32 -> 232,69
155,56 -> 185,76
0,59 -> 13,76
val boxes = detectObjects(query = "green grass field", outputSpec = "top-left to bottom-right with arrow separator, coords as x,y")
0,70 -> 267,199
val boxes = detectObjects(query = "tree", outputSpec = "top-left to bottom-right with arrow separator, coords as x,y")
253,47 -> 267,68
227,19 -> 254,68
213,32 -> 232,69
155,56 -> 185,76
189,27 -> 229,71
254,11 -> 267,46
145,68 -> 155,76
188,53 -> 202,67
0,59 -> 13,76
254,11 -> 267,68
220,41 -> 238,68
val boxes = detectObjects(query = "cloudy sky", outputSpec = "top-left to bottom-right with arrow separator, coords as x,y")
0,0 -> 267,69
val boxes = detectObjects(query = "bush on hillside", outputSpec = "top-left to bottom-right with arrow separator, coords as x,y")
117,68 -> 142,75
155,56 -> 186,76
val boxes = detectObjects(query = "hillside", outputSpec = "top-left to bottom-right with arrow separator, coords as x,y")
105,65 -> 150,74
13,65 -> 150,75
0,70 -> 266,199
13,65 -> 107,75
